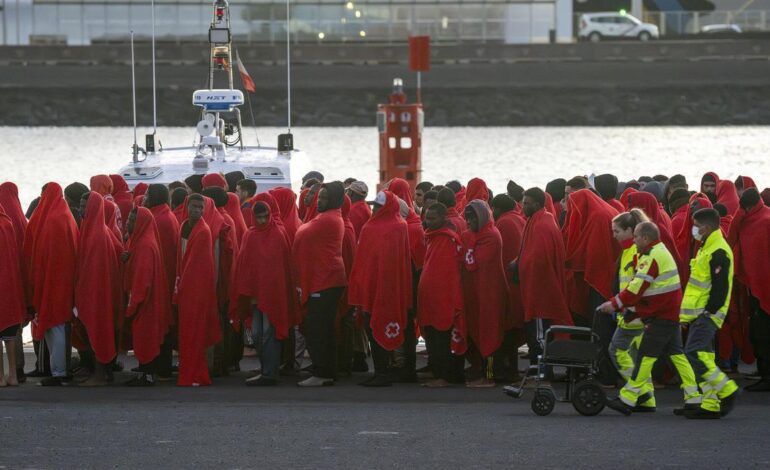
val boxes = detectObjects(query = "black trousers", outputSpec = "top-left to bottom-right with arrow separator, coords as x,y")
141,332 -> 174,375
364,313 -> 392,377
336,307 -> 355,375
305,287 -> 343,379
493,329 -> 522,381
749,295 -> 770,378
423,326 -> 464,382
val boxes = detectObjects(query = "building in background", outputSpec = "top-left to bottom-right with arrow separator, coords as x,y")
1,0 -> 573,45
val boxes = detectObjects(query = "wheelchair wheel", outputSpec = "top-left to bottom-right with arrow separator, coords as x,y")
572,380 -> 606,416
531,389 -> 556,416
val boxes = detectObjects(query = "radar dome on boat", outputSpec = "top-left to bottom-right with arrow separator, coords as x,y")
192,89 -> 244,112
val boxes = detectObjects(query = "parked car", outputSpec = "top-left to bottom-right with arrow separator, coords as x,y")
579,12 -> 660,42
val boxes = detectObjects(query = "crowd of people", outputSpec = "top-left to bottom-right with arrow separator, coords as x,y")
0,170 -> 769,418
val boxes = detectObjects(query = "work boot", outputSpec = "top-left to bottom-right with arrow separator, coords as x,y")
745,378 -> 770,392
605,398 -> 633,416
673,404 -> 701,416
684,407 -> 721,420
632,405 -> 656,413
720,389 -> 740,417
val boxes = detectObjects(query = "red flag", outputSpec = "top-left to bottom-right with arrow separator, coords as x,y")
237,53 -> 256,93
409,36 -> 430,72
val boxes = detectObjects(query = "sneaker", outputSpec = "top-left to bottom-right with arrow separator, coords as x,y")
684,407 -> 721,420
358,375 -> 392,387
605,398 -> 633,416
125,374 -> 155,387
673,404 -> 700,416
297,376 -> 334,387
745,378 -> 770,392
743,370 -> 761,380
246,376 -> 277,387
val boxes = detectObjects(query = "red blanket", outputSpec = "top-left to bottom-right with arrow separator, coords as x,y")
563,189 -> 620,302
291,209 -> 347,310
418,226 -> 464,332
348,200 -> 372,238
0,182 -> 28,251
0,206 -> 25,333
717,180 -> 740,215
175,219 -> 220,386
674,193 -> 712,263
388,178 -> 426,268
270,187 -> 302,243
729,202 -> 770,314
496,210 -> 526,329
24,183 -> 79,339
465,178 -> 489,203
230,204 -> 295,339
125,207 -> 170,364
348,191 -> 412,351
622,190 -> 683,273
225,192 -> 248,243
461,201 -> 509,357
149,204 -> 180,298
446,207 -> 468,234
518,209 -> 572,324
75,196 -> 119,364
109,175 -> 134,232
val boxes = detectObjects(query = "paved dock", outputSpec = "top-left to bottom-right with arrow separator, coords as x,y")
1,351 -> 768,468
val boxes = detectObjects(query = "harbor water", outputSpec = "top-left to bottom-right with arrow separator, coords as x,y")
5,126 -> 769,211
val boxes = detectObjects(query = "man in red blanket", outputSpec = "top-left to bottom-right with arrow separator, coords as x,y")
491,193 -> 527,383
175,195 -> 220,386
461,199 -> 509,388
349,190 -> 412,387
729,188 -> 770,391
418,203 -> 466,387
510,188 -> 572,374
292,182 -> 348,387
123,207 -> 171,386
75,193 -> 121,386
231,202 -> 295,386
0,203 -> 25,387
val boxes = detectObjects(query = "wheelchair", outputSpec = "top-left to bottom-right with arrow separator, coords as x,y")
503,319 -> 606,416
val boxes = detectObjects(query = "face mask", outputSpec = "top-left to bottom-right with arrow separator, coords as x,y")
691,225 -> 703,241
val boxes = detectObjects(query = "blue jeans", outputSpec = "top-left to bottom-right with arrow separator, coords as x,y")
252,308 -> 281,380
44,324 -> 68,378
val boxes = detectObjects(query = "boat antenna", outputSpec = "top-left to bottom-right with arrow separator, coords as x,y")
286,0 -> 291,133
278,0 -> 294,152
130,31 -> 145,163
151,0 -> 157,135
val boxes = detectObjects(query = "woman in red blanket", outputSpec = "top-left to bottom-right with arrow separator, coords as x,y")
109,174 -> 134,231
349,190 -> 412,387
0,182 -> 27,251
24,183 -> 79,385
175,195 -> 220,386
123,207 -> 171,386
0,204 -> 25,387
461,199 -> 509,388
75,193 -> 121,386
270,187 -> 302,243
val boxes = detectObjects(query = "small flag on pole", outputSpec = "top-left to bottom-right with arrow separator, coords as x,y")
237,53 -> 256,93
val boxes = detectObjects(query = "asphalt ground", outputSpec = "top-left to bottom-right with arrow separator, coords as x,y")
1,351 -> 769,469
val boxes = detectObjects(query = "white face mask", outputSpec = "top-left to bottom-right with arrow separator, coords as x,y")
691,225 -> 703,241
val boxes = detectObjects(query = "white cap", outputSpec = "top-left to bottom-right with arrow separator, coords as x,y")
375,191 -> 387,206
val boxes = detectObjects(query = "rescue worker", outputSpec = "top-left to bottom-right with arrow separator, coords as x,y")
678,208 -> 740,419
608,209 -> 651,406
599,222 -> 702,415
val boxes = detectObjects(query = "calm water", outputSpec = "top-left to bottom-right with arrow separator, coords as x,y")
3,126 -> 770,210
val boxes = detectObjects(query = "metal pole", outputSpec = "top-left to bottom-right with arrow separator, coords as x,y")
417,71 -> 421,104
